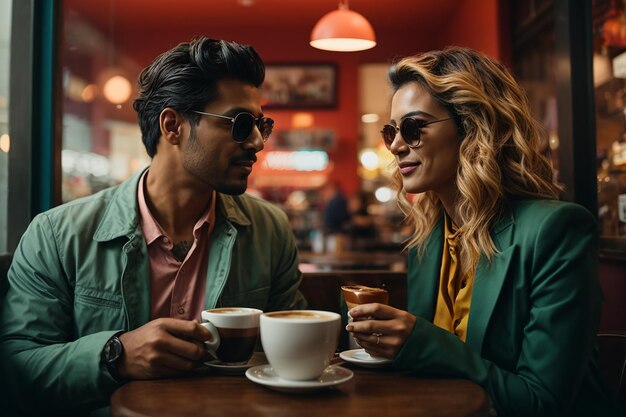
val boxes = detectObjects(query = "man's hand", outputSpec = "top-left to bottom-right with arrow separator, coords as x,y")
346,303 -> 416,359
117,318 -> 213,380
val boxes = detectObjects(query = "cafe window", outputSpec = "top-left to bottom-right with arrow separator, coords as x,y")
0,0 -> 12,253
512,1 -> 560,187
61,1 -> 149,203
593,0 -> 626,251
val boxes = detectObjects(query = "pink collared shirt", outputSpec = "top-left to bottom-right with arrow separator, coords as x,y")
137,170 -> 216,321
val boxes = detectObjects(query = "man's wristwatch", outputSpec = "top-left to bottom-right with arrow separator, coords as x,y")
102,332 -> 125,381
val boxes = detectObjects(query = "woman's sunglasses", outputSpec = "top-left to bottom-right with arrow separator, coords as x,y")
193,110 -> 274,143
380,117 -> 451,149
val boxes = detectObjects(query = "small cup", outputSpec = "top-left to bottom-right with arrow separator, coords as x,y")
260,310 -> 341,381
341,285 -> 389,309
201,307 -> 262,365
341,285 -> 389,350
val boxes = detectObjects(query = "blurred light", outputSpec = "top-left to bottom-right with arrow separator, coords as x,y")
0,134 -> 10,153
361,113 -> 379,123
594,53 -> 612,86
291,112 -> 314,128
62,149 -> 110,177
66,74 -> 87,102
374,186 -> 393,203
359,149 -> 379,170
287,190 -> 308,209
264,151 -> 329,171
81,84 -> 98,102
548,133 -> 559,150
103,75 -> 132,104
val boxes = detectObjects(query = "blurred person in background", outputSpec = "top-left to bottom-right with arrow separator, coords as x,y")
346,47 -> 622,417
347,191 -> 376,249
321,179 -> 351,234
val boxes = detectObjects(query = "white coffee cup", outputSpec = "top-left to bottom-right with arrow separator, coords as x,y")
200,307 -> 262,364
260,310 -> 341,381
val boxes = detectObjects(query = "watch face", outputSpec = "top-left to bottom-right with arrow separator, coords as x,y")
105,336 -> 122,363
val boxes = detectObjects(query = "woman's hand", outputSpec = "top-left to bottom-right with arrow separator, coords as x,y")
346,303 -> 416,359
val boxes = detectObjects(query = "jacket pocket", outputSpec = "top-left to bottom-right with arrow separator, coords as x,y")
73,286 -> 126,336
75,285 -> 123,309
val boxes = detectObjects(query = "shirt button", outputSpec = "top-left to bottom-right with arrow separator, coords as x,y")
178,306 -> 185,315
163,237 -> 169,244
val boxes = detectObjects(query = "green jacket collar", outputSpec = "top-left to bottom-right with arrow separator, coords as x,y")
93,168 -> 252,243
409,211 -> 515,354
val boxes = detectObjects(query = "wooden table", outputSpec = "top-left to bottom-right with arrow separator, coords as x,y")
111,362 -> 493,417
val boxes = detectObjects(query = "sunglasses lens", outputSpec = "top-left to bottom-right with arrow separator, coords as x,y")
258,117 -> 274,141
400,118 -> 421,147
232,113 -> 255,142
380,125 -> 397,148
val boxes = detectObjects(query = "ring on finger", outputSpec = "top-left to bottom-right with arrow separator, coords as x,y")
372,332 -> 383,345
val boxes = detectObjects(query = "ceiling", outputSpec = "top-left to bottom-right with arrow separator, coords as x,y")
67,0 -> 459,35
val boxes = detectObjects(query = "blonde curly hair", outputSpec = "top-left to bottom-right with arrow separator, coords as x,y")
388,47 -> 563,269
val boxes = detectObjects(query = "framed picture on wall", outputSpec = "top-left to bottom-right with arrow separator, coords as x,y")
261,63 -> 337,108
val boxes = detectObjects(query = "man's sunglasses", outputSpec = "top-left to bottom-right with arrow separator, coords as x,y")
380,117 -> 451,149
193,110 -> 274,143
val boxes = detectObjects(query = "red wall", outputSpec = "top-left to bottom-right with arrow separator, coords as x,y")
118,0 -> 505,196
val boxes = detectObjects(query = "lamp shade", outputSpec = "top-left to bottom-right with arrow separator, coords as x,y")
310,8 -> 376,52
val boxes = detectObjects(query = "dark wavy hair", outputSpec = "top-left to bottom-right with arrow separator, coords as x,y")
133,37 -> 265,157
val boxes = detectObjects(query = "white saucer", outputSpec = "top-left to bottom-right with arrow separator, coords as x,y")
339,349 -> 393,368
204,352 -> 267,375
245,365 -> 353,392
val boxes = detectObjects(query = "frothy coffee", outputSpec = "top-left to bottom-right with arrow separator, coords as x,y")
266,311 -> 330,320
211,308 -> 248,314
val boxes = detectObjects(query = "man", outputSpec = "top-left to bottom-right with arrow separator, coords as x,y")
0,37 -> 305,416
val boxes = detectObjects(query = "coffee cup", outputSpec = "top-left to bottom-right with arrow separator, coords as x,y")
341,285 -> 389,309
200,307 -> 262,365
341,285 -> 389,350
260,310 -> 341,381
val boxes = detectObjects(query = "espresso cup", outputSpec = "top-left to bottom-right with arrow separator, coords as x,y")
341,285 -> 389,350
260,310 -> 341,381
341,285 -> 389,309
200,307 -> 262,365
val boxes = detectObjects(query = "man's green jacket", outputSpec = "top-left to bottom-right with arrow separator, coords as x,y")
0,169 -> 306,416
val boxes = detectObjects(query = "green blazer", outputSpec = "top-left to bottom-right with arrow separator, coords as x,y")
394,199 -> 623,417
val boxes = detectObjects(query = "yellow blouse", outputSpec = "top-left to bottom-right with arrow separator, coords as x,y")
433,215 -> 474,342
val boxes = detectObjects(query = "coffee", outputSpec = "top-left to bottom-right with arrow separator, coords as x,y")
211,308 -> 248,314
265,311 -> 330,319
341,285 -> 389,309
214,327 -> 259,364
200,307 -> 262,365
341,286 -> 389,351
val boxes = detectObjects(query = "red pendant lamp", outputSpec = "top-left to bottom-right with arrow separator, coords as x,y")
310,0 -> 376,52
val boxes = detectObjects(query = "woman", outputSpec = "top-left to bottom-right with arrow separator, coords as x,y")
346,47 -> 622,417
